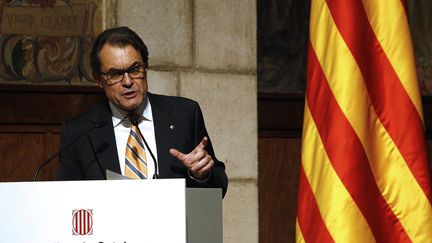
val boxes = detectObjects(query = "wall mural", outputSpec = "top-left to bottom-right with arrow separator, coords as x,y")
408,0 -> 432,96
257,0 -> 310,94
0,0 -> 107,85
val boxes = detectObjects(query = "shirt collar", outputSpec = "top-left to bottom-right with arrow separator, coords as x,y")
109,95 -> 152,128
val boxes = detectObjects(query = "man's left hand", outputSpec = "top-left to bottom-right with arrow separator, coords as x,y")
169,136 -> 214,179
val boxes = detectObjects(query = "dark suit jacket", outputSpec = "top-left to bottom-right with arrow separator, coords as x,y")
58,93 -> 228,197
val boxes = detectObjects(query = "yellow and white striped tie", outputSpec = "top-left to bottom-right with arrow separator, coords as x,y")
125,122 -> 147,179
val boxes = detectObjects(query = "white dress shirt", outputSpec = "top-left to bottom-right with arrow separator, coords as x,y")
109,96 -> 158,179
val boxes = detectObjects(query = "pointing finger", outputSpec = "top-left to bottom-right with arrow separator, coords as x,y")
169,148 -> 186,161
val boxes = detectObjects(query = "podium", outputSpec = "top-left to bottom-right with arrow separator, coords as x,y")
0,179 -> 222,243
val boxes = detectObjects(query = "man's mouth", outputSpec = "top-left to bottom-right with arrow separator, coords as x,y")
122,90 -> 137,98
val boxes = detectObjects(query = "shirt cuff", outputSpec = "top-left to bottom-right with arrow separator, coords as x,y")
187,170 -> 212,184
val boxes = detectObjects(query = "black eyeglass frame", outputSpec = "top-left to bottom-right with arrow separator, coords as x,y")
99,63 -> 147,85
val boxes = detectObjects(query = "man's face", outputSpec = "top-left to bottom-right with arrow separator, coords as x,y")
95,43 -> 148,112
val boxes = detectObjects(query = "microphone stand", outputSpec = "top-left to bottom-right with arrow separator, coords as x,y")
32,121 -> 107,181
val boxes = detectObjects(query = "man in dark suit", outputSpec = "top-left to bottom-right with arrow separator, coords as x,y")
58,27 -> 228,197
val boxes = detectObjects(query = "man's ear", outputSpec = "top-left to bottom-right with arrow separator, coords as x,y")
92,71 -> 103,88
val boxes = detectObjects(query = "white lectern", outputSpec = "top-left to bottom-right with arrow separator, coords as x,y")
0,179 -> 222,243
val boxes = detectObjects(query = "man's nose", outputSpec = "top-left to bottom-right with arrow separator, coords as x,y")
122,72 -> 133,86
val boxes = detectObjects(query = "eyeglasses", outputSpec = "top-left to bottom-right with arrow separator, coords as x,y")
99,64 -> 147,85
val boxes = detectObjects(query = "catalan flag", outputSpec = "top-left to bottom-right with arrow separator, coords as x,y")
296,0 -> 432,242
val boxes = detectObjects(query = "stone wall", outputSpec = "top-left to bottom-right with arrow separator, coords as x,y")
117,1 -> 258,242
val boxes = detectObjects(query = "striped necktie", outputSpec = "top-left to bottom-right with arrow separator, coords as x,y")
124,114 -> 147,179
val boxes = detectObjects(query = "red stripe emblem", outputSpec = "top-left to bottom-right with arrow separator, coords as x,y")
72,209 -> 93,235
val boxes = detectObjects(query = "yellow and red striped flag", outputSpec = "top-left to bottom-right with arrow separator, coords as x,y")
296,0 -> 432,242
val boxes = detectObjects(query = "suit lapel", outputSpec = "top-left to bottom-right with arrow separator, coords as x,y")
87,103 -> 122,175
83,95 -> 178,178
149,93 -> 177,178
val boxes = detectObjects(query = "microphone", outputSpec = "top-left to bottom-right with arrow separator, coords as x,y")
128,113 -> 159,179
32,120 -> 108,181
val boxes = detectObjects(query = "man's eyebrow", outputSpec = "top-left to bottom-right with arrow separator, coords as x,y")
105,62 -> 141,73
128,62 -> 142,69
